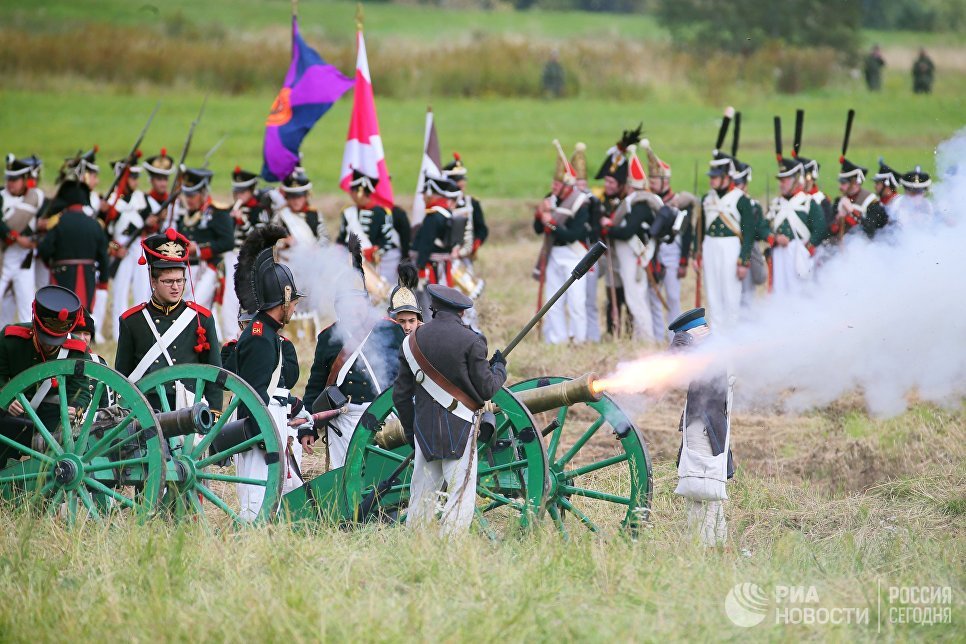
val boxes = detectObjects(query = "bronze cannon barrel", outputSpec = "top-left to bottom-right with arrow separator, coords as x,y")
511,372 -> 603,415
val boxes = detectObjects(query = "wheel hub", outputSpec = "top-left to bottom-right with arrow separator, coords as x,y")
173,456 -> 197,486
53,454 -> 84,489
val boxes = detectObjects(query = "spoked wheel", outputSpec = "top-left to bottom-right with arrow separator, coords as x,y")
136,364 -> 284,526
0,359 -> 165,522
340,386 -> 549,538
510,377 -> 652,538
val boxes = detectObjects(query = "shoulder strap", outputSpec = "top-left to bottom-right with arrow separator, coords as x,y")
129,307 -> 197,381
402,331 -> 480,422
29,345 -> 71,409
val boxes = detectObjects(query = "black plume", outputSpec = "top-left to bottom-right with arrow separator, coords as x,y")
773,116 -> 783,158
347,232 -> 366,282
841,109 -> 855,156
731,112 -> 741,158
793,109 -> 804,157
618,123 -> 643,151
397,261 -> 418,290
234,224 -> 287,313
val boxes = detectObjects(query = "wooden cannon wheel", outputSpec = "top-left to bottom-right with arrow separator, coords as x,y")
0,360 -> 166,522
136,364 -> 285,526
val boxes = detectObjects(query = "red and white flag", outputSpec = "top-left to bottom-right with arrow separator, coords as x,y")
411,107 -> 442,226
339,29 -> 394,208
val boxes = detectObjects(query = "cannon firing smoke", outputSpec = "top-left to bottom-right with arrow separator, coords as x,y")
599,129 -> 966,417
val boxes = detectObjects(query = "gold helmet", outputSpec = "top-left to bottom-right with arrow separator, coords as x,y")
570,142 -> 587,182
640,139 -> 671,179
387,262 -> 422,320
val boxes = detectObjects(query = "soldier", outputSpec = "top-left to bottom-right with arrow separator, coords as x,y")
695,108 -> 756,331
1,155 -> 46,326
863,44 -> 885,91
114,230 -> 223,412
534,144 -> 590,344
221,310 -> 299,400
731,161 -> 769,312
600,145 -> 660,341
765,118 -> 827,295
831,159 -> 881,239
275,168 -> 327,243
302,235 -> 400,469
0,286 -> 91,451
232,225 -> 312,511
413,174 -> 463,300
104,158 -> 148,342
174,167 -> 234,311
896,166 -> 935,228
669,308 -> 734,548
571,143 -> 602,343
337,170 -> 397,284
220,166 -> 267,342
790,110 -> 834,233
393,284 -> 507,535
72,308 -> 115,407
643,140 -> 696,341
872,159 -> 902,221
387,261 -> 423,339
37,160 -> 110,313
912,48 -> 935,94
443,153 -> 489,260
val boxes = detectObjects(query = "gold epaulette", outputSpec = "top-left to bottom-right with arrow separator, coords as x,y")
591,186 -> 605,200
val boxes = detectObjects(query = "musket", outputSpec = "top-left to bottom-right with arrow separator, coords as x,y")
105,101 -> 160,209
161,95 -> 209,230
200,135 -> 227,169
693,158 -> 703,307
604,242 -> 621,338
765,173 -> 773,293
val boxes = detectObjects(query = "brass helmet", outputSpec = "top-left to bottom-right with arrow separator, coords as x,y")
387,262 -> 422,321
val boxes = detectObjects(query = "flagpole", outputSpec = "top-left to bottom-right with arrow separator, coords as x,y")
292,0 -> 298,18
356,2 -> 364,30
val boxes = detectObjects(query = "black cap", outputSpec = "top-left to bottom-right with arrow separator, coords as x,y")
797,155 -> 819,178
75,308 -> 96,337
282,168 -> 312,195
424,175 -> 461,198
900,165 -> 931,190
5,154 -> 32,179
873,158 -> 900,188
731,159 -> 752,184
181,166 -> 213,194
231,166 -> 258,191
707,151 -> 735,177
349,169 -> 378,193
427,284 -> 473,311
442,153 -> 467,180
143,148 -> 175,176
668,307 -> 707,333
776,157 -> 804,179
112,158 -> 142,177
33,285 -> 82,346
141,229 -> 189,270
838,157 -> 867,183
253,248 -> 304,311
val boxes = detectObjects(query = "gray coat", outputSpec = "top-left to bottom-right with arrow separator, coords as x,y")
392,310 -> 507,460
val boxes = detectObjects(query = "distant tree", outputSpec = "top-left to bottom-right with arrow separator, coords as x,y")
656,0 -> 861,57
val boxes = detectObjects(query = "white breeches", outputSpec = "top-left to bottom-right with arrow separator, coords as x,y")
701,237 -> 742,331
0,248 -> 34,325
771,240 -> 810,297
406,434 -> 477,536
186,262 -> 218,311
220,250 -> 240,341
649,242 -> 682,343
613,240 -> 654,342
584,262 -> 601,342
235,402 -> 291,522
542,244 -> 587,344
379,248 -> 401,285
327,403 -> 368,470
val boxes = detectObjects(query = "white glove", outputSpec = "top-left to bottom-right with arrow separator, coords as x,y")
292,406 -> 313,431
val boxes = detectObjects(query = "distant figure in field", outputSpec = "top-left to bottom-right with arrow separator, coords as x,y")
542,49 -> 565,99
912,48 -> 935,94
863,44 -> 885,91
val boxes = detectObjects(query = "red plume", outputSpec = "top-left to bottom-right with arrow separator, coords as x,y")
160,147 -> 167,156
58,308 -> 69,322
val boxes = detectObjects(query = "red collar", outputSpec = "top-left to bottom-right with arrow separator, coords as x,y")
245,196 -> 259,208
807,185 -> 820,195
149,189 -> 168,202
880,191 -> 896,205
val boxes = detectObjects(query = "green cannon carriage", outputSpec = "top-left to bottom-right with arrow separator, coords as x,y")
0,360 -> 652,537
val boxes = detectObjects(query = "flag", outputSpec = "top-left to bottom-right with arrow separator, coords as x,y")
411,107 -> 442,226
339,29 -> 394,208
261,17 -> 353,182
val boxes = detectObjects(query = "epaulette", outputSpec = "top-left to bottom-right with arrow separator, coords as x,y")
279,334 -> 291,343
186,301 -> 212,317
3,325 -> 33,339
121,303 -> 147,320
63,338 -> 88,352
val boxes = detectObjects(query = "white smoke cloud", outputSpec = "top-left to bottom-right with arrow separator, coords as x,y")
603,128 -> 966,417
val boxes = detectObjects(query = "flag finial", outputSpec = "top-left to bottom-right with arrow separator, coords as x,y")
355,2 -> 365,30
291,0 -> 298,18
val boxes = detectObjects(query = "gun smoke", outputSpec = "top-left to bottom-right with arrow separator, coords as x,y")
600,128 -> 966,417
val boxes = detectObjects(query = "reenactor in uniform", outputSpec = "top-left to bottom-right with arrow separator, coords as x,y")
393,284 -> 507,535
141,148 -> 175,235
790,110 -> 834,233
275,169 -> 327,244
174,167 -> 234,311
571,143 -> 602,343
669,308 -> 734,547
534,144 -> 590,344
912,48 -> 935,94
413,174 -> 463,297
830,111 -> 887,240
896,166 -> 935,228
337,170 -> 398,283
0,286 -> 91,457
104,158 -> 148,342
695,108 -> 756,331
72,308 -> 115,407
386,261 -> 423,340
643,140 -> 697,340
599,145 -> 660,341
302,235 -> 399,469
232,224 -> 312,512
872,159 -> 902,221
731,159 -> 769,312
37,159 -> 110,313
114,230 -> 223,412
443,153 -> 489,260
220,166 -> 267,342
765,117 -> 827,295
1,155 -> 46,326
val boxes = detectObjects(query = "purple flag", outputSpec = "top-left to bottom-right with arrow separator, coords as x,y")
261,17 -> 353,182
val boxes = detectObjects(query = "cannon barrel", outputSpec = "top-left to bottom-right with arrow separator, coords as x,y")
375,419 -> 407,450
210,417 -> 258,457
512,372 -> 603,415
155,403 -> 213,437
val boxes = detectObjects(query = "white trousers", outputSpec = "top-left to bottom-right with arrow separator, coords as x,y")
235,401 -> 292,522
680,419 -> 728,546
406,434 -> 477,536
701,237 -> 742,331
771,241 -> 808,298
379,248 -> 401,285
0,247 -> 34,326
327,403 -> 367,470
613,241 -> 654,341
584,263 -> 601,342
542,244 -> 587,344
220,250 -> 240,341
648,242 -> 682,343
187,262 -> 218,312
110,249 -> 151,340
